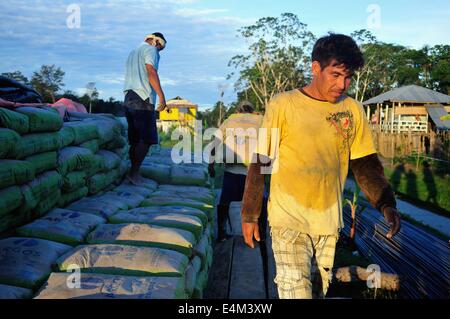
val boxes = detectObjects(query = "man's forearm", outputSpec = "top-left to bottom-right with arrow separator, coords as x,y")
148,70 -> 165,102
241,155 -> 268,223
349,153 -> 396,212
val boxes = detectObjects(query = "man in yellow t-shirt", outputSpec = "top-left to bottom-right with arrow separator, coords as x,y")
240,34 -> 401,299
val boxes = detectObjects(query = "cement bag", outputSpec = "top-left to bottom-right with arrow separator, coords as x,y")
63,121 -> 98,144
117,161 -> 129,180
109,208 -> 203,240
0,185 -> 23,215
0,160 -> 35,189
158,184 -> 215,203
20,171 -> 62,213
0,237 -> 71,289
114,184 -> 154,198
79,195 -> 128,211
105,190 -> 145,209
87,223 -> 196,256
85,154 -> 106,177
35,272 -> 187,299
87,170 -> 118,195
97,150 -> 121,170
56,126 -> 75,147
57,146 -> 94,175
56,244 -> 189,278
0,128 -> 20,158
113,146 -> 128,158
62,171 -> 86,192
193,267 -> 209,299
58,187 -> 89,207
91,119 -> 120,145
170,165 -> 208,186
134,205 -> 208,226
16,208 -> 105,246
33,188 -> 61,218
25,151 -> 57,175
193,234 -> 210,269
12,132 -> 62,159
124,177 -> 158,192
142,196 -> 214,220
0,209 -> 29,234
66,199 -> 120,219
104,135 -> 127,150
0,284 -> 33,299
187,256 -> 203,299
15,107 -> 62,132
0,107 -> 29,134
79,139 -> 99,154
140,162 -> 171,184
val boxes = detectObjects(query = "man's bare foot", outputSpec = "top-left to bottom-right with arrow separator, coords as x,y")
126,174 -> 142,186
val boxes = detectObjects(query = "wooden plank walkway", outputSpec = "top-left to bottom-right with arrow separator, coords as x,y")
204,200 -> 279,299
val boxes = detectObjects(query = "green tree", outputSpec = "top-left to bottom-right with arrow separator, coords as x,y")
31,65 -> 65,103
1,71 -> 30,86
229,13 -> 315,111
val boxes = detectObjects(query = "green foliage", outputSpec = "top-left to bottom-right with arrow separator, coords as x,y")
31,64 -> 65,103
1,71 -> 30,86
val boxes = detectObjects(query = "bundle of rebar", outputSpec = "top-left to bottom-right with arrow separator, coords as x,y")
342,204 -> 449,299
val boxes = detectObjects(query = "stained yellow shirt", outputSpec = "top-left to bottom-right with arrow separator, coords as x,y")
258,89 -> 376,235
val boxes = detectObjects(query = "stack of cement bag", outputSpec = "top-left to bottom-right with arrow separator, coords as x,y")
0,176 -> 215,299
0,106 -> 129,233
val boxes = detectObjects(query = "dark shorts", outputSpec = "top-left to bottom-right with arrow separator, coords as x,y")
125,108 -> 158,145
219,171 -> 247,205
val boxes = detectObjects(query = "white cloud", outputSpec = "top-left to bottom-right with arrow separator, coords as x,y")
174,8 -> 228,17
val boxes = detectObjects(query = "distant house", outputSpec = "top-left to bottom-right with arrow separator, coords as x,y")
157,96 -> 198,133
362,85 -> 450,133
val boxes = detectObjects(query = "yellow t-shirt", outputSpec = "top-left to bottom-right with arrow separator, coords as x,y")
258,89 -> 376,235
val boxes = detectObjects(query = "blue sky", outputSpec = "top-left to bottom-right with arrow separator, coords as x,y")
1,0 -> 449,110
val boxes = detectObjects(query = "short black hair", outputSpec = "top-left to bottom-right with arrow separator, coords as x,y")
152,32 -> 166,43
312,33 -> 364,73
236,100 -> 254,113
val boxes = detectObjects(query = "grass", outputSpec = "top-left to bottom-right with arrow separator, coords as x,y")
384,162 -> 450,215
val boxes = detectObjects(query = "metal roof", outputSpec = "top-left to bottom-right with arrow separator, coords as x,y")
426,104 -> 450,131
362,85 -> 450,105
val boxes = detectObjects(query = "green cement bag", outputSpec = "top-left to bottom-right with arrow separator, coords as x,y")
25,151 -> 58,175
63,121 -> 98,145
0,107 -> 29,134
140,162 -> 171,184
105,190 -> 145,209
158,184 -> 215,203
142,196 -> 214,220
170,165 -> 208,186
96,150 -> 121,170
134,205 -> 208,226
57,146 -> 94,175
0,128 -> 20,158
0,186 -> 23,218
56,126 -> 75,148
66,199 -> 120,219
85,154 -> 106,177
12,132 -> 62,159
15,107 -> 62,133
16,208 -> 105,246
79,139 -> 99,154
87,170 -> 118,195
62,171 -> 86,192
125,177 -> 158,192
58,187 -> 89,207
0,237 -> 71,289
114,184 -> 154,198
33,189 -> 61,218
0,159 -> 35,189
79,195 -> 128,211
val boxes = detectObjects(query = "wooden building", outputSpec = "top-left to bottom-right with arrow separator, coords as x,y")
362,85 -> 450,133
157,96 -> 198,133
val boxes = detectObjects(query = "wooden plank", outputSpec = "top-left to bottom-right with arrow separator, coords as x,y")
229,236 -> 266,299
228,201 -> 243,236
203,238 -> 234,299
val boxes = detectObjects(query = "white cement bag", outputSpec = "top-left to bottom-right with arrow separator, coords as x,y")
35,272 -> 187,299
56,244 -> 189,277
16,208 -> 105,246
109,208 -> 204,239
87,223 -> 196,256
0,237 -> 71,289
